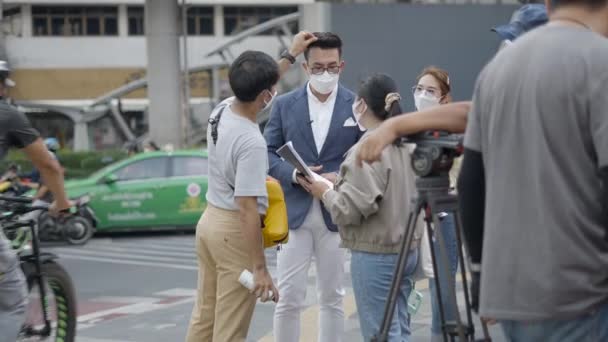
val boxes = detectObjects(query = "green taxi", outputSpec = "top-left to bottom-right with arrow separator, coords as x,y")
63,150 -> 208,232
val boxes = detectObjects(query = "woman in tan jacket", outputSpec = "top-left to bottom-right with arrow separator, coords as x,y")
301,73 -> 422,342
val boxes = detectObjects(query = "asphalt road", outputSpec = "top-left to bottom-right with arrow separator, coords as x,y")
41,232 -> 506,342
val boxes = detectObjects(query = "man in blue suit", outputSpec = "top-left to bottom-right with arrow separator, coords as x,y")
264,32 -> 361,342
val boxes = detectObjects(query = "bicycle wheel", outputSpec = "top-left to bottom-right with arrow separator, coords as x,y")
19,261 -> 77,342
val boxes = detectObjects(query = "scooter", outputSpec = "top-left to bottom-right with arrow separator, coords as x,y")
0,165 -> 35,196
37,195 -> 98,245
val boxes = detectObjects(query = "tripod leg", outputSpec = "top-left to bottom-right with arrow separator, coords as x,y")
373,201 -> 422,342
431,212 -> 467,341
454,209 -> 497,341
453,210 -> 475,335
481,320 -> 492,342
426,213 -> 449,342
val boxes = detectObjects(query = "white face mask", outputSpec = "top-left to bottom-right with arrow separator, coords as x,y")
263,89 -> 277,111
414,92 -> 440,111
352,99 -> 367,131
309,71 -> 339,95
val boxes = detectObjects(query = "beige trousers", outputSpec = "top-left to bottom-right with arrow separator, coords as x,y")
186,205 -> 256,342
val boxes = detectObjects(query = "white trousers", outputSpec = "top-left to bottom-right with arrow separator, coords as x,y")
273,200 -> 346,342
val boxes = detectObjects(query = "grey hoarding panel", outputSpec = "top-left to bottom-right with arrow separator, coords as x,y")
328,4 -> 518,110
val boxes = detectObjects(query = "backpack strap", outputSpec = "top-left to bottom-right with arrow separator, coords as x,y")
208,105 -> 235,191
208,105 -> 227,146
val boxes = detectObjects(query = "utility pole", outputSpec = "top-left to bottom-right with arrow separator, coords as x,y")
181,0 -> 191,147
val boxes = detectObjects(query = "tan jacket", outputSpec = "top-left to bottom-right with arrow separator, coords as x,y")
322,137 -> 424,254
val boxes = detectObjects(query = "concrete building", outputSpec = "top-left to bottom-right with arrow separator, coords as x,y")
0,0 -> 520,151
0,0 -> 310,150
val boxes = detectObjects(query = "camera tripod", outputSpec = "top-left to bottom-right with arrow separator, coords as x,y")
371,175 -> 490,342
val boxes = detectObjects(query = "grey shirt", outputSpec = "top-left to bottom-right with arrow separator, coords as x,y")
205,98 -> 269,215
465,24 -> 608,320
0,100 -> 39,274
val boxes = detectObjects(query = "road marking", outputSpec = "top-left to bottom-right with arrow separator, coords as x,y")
256,276 -> 468,341
258,289 -> 358,342
50,248 -> 197,265
80,244 -> 196,258
90,296 -> 158,304
77,338 -> 135,342
155,288 -> 198,297
78,295 -> 195,326
150,239 -> 195,247
154,323 -> 178,330
56,253 -> 198,271
99,241 -> 197,252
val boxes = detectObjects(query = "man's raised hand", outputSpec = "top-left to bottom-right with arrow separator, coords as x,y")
289,31 -> 318,58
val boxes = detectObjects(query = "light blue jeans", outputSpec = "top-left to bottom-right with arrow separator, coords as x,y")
0,235 -> 28,342
351,249 -> 418,342
500,301 -> 608,342
429,214 -> 460,335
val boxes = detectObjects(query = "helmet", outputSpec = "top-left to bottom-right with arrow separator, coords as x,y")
0,61 -> 15,87
44,137 -> 60,152
0,61 -> 10,73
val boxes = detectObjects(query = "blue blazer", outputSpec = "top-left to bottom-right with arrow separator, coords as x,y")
264,84 -> 362,232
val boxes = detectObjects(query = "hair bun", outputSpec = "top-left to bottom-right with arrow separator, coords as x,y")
384,92 -> 401,112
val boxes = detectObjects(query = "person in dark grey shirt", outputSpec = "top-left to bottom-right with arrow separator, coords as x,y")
458,0 -> 608,340
0,62 -> 71,342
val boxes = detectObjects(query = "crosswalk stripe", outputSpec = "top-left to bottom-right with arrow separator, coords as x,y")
89,296 -> 158,304
56,253 -> 198,271
77,338 -> 135,342
77,294 -> 195,323
151,239 -> 195,247
50,248 -> 198,265
99,241 -> 195,253
115,237 -> 195,245
154,288 -> 197,297
83,245 -> 196,258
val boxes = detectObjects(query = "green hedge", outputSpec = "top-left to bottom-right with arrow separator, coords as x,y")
0,150 -> 128,180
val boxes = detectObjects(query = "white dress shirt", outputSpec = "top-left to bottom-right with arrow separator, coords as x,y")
292,83 -> 339,183
307,82 -> 338,154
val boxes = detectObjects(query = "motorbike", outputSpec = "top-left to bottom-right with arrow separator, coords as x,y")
0,165 -> 36,196
37,194 -> 98,245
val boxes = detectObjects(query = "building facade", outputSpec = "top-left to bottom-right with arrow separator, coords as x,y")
0,0 -> 309,150
0,0 -> 519,150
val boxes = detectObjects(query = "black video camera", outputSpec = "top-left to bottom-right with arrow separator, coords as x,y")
402,131 -> 464,178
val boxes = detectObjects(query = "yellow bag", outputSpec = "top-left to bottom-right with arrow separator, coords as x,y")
0,181 -> 11,192
263,177 -> 289,248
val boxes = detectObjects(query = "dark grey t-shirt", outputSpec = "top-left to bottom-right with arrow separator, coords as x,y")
0,100 -> 39,273
465,25 -> 608,320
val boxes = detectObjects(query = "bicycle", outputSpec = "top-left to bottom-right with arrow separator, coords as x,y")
1,195 -> 77,342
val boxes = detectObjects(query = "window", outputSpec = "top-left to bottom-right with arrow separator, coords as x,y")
128,6 -> 144,35
115,158 -> 169,181
32,6 -> 118,36
187,7 -> 214,35
171,156 -> 208,177
223,6 -> 298,36
2,6 -> 23,36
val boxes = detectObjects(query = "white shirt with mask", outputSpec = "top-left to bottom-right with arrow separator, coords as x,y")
307,82 -> 338,154
291,82 -> 339,183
